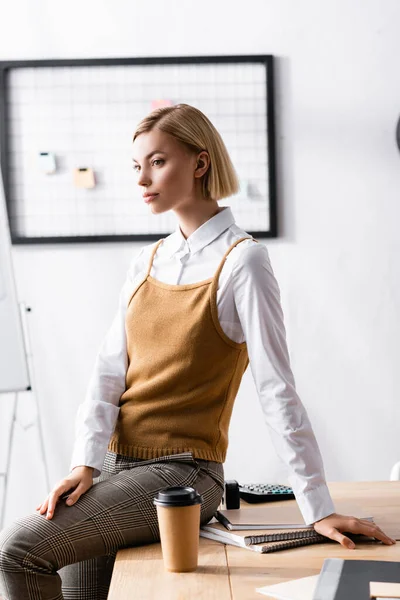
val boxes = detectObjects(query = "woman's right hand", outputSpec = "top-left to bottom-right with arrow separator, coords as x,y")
36,465 -> 94,520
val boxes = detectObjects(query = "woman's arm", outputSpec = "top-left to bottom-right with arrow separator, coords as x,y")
231,242 -> 334,524
37,247 -> 150,518
69,247 -> 146,478
231,243 -> 395,546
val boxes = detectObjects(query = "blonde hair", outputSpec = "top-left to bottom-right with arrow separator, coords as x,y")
133,104 -> 239,200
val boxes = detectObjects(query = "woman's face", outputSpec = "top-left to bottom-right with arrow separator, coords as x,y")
132,128 -> 202,214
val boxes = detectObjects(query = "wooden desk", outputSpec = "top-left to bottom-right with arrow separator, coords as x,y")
107,482 -> 400,599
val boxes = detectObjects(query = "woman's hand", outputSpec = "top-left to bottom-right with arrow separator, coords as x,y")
313,513 -> 396,548
36,466 -> 94,520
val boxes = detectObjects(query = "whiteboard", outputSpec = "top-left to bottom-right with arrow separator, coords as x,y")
0,171 -> 30,392
0,56 -> 276,243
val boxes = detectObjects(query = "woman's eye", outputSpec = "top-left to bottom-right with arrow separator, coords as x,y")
132,159 -> 164,172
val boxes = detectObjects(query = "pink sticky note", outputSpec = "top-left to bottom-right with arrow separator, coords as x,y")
151,99 -> 173,110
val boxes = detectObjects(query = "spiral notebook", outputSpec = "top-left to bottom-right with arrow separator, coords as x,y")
201,521 -> 324,545
200,524 -> 326,553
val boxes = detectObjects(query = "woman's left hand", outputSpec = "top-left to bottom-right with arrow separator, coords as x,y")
313,513 -> 396,549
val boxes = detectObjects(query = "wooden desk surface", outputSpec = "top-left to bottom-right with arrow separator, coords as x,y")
107,481 -> 400,600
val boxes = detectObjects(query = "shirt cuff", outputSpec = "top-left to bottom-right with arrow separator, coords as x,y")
70,401 -> 120,477
295,483 -> 336,525
70,439 -> 111,478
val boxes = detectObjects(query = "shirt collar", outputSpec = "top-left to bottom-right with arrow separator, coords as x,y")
164,206 -> 235,257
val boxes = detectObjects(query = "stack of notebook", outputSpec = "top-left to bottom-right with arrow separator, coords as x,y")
200,520 -> 326,553
200,504 -> 374,554
200,505 -> 326,553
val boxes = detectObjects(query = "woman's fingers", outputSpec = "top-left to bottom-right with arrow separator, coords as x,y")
374,525 -> 397,544
35,472 -> 93,519
35,472 -> 92,519
46,491 -> 62,519
343,518 -> 391,543
348,520 -> 396,545
314,513 -> 396,548
45,482 -> 75,520
64,483 -> 87,506
37,498 -> 49,515
330,529 -> 356,549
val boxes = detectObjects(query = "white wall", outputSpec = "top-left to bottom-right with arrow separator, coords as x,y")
1,0 -> 400,526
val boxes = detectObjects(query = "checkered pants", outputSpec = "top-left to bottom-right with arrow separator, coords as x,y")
0,451 -> 224,600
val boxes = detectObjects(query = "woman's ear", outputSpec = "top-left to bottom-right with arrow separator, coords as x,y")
194,151 -> 210,178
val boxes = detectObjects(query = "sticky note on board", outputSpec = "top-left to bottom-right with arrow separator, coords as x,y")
151,99 -> 173,110
247,182 -> 262,200
239,179 -> 262,200
37,152 -> 56,174
73,168 -> 95,189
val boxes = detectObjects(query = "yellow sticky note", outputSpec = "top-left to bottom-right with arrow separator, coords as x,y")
73,168 -> 95,189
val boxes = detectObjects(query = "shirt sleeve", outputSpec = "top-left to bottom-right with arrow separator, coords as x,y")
231,243 -> 335,525
69,247 -> 145,477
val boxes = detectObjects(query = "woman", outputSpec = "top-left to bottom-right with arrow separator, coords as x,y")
0,104 -> 394,600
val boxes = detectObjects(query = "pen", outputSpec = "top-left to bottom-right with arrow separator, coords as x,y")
214,510 -> 233,530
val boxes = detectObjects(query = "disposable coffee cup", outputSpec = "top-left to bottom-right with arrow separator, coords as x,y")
153,486 -> 203,573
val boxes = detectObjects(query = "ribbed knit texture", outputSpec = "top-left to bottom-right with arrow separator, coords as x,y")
108,237 -> 254,462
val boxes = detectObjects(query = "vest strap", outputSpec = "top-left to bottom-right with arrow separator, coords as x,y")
146,239 -> 164,277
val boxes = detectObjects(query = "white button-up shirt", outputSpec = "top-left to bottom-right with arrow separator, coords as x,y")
70,206 -> 335,525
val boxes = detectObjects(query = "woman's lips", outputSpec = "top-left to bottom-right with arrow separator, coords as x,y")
144,194 -> 159,203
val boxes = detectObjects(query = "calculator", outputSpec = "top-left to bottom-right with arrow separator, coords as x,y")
239,483 -> 295,503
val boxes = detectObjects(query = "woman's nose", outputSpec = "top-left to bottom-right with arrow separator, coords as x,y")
137,170 -> 151,187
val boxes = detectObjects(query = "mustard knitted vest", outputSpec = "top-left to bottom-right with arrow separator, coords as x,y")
108,236 -> 254,462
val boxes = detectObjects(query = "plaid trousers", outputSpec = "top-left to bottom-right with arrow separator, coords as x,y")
0,451 -> 224,600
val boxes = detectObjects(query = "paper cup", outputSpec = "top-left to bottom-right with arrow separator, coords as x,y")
154,486 -> 203,572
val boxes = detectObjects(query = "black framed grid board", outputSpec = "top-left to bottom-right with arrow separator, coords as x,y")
0,55 -> 277,244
